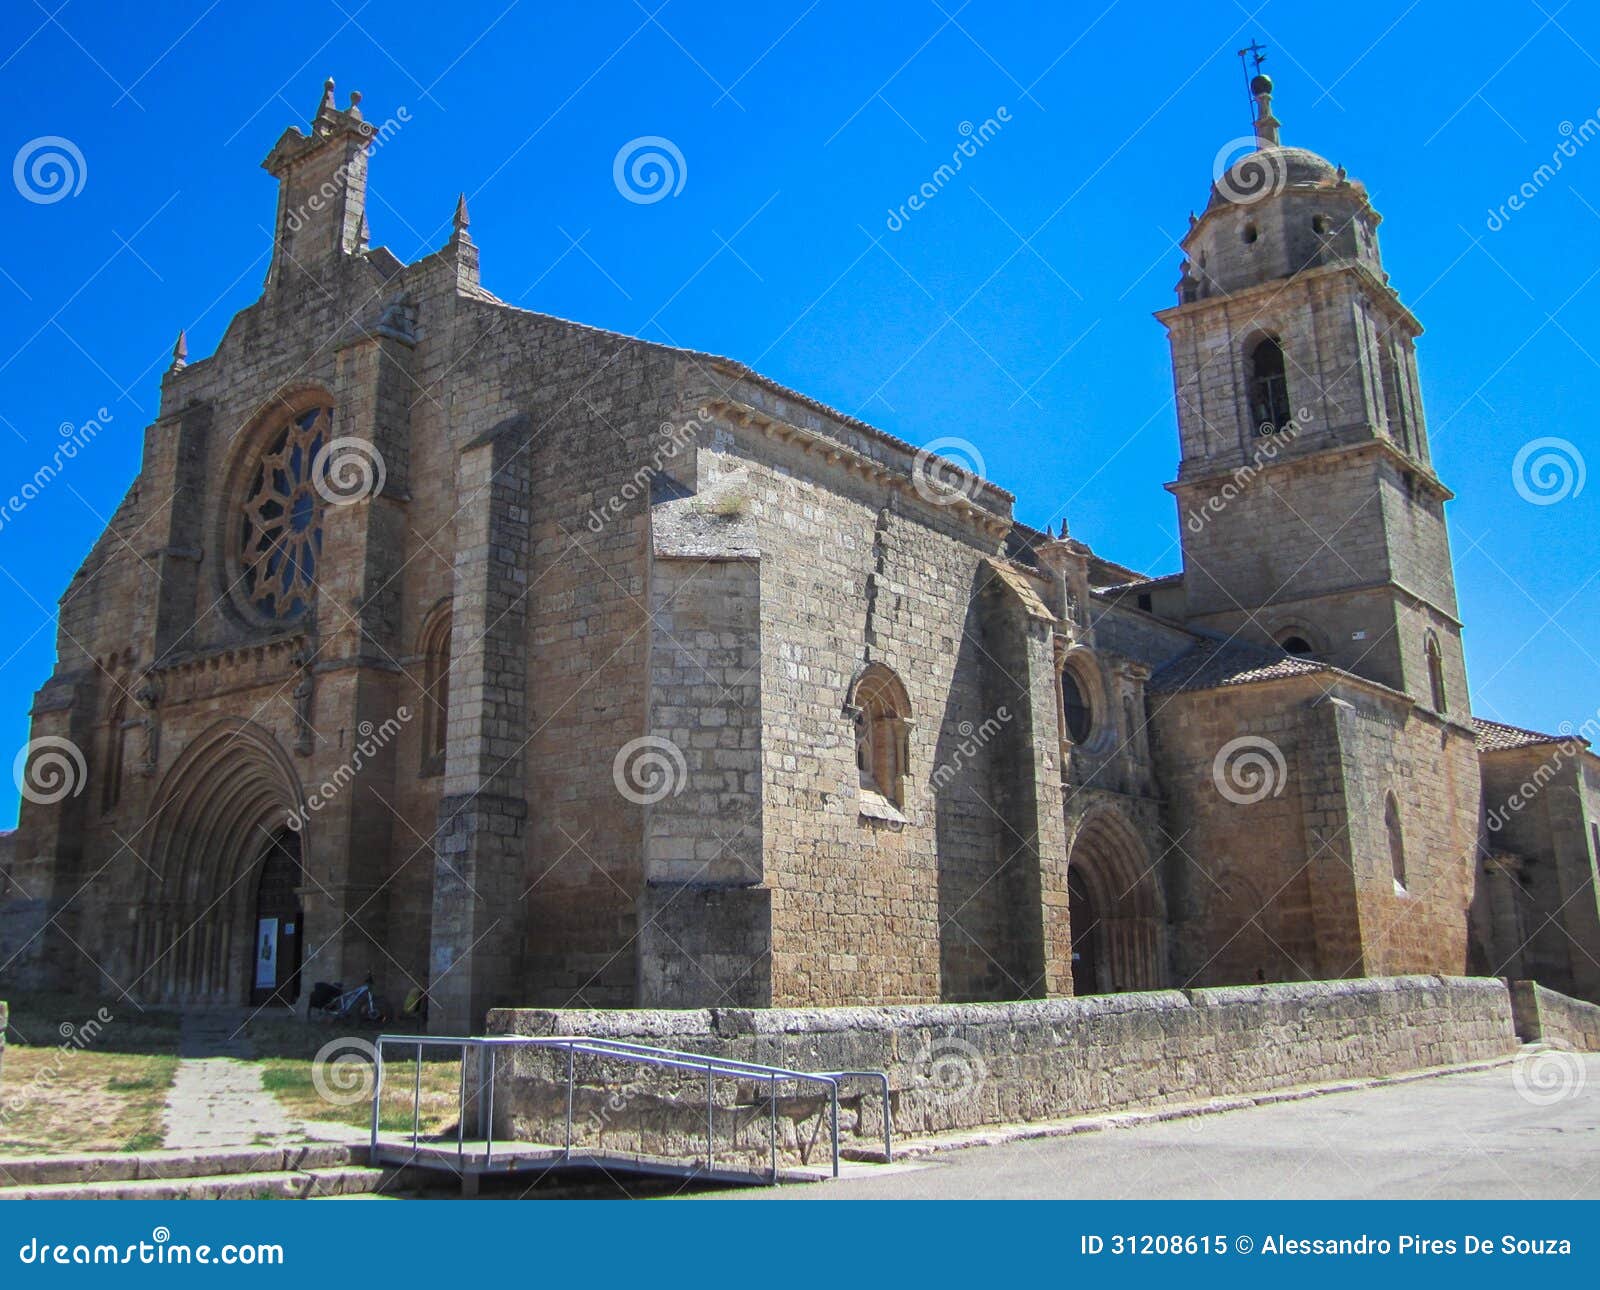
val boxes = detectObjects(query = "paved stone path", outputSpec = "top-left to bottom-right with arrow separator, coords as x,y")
160,1011 -> 297,1150
710,1056 -> 1600,1200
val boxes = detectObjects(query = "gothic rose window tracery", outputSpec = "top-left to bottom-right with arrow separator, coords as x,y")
240,406 -> 331,621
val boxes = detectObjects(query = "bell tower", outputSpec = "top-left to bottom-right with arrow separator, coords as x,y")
1157,69 -> 1467,718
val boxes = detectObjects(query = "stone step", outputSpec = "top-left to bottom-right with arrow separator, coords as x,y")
0,1165 -> 395,1202
0,1142 -> 359,1190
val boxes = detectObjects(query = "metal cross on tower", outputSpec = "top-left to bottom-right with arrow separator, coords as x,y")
1237,39 -> 1268,116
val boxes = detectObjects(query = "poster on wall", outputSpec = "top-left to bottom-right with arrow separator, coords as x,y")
255,917 -> 279,990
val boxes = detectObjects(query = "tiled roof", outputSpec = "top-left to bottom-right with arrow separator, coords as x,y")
1147,637 -> 1330,695
981,557 -> 1054,622
1097,571 -> 1184,596
1472,717 -> 1577,754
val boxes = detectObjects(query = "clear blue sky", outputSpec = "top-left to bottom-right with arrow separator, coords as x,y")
1,0 -> 1596,825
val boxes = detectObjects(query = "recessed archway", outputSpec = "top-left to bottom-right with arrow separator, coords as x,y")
1066,807 -> 1166,994
138,718 -> 305,1004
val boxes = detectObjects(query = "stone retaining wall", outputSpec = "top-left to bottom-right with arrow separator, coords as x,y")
1509,979 -> 1600,1051
486,975 -> 1517,1170
0,1000 -> 6,1084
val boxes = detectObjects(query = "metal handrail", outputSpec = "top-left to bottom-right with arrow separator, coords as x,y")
371,1033 -> 893,1184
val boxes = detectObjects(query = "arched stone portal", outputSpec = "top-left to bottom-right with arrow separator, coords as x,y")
138,718 -> 305,1004
1066,807 -> 1166,994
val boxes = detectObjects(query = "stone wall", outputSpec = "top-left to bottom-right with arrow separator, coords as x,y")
1478,748 -> 1600,1002
487,975 -> 1516,1169
0,1000 -> 7,1085
1509,979 -> 1600,1051
1152,671 -> 1479,988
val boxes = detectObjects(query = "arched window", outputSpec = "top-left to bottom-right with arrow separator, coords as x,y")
419,603 -> 453,776
1279,634 -> 1313,657
1380,341 -> 1413,455
1061,668 -> 1093,744
1425,633 -> 1447,713
851,664 -> 911,809
1386,793 -> 1407,890
1247,337 -> 1291,436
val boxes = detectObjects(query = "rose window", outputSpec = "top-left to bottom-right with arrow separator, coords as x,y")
240,406 -> 332,620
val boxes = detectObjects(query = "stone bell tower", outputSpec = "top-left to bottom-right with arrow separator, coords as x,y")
1157,70 -> 1468,717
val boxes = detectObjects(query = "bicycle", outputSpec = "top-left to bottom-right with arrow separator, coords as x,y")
314,974 -> 387,1023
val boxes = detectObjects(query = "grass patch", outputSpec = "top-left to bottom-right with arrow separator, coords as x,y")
257,1054 -> 463,1135
0,993 -> 446,1154
0,1048 -> 178,1156
4,993 -> 181,1055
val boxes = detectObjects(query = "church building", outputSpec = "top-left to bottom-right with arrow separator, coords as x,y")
4,73 -> 1598,1032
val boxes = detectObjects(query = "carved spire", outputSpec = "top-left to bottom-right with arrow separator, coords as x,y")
443,191 -> 480,290
170,329 -> 188,371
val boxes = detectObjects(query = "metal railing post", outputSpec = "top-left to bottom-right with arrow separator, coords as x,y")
565,1046 -> 575,1160
457,1046 -> 467,1172
705,1064 -> 714,1174
484,1043 -> 495,1166
412,1045 -> 422,1150
830,1081 -> 840,1179
881,1074 -> 892,1164
370,1039 -> 384,1156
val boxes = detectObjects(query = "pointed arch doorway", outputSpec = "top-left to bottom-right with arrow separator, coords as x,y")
1066,807 -> 1166,994
1067,865 -> 1101,995
141,717 -> 307,1005
250,830 -> 304,1006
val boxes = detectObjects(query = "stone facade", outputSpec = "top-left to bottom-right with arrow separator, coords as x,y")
3,77 -> 1599,1032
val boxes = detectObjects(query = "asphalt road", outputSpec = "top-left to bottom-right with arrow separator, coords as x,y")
703,1055 -> 1600,1200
